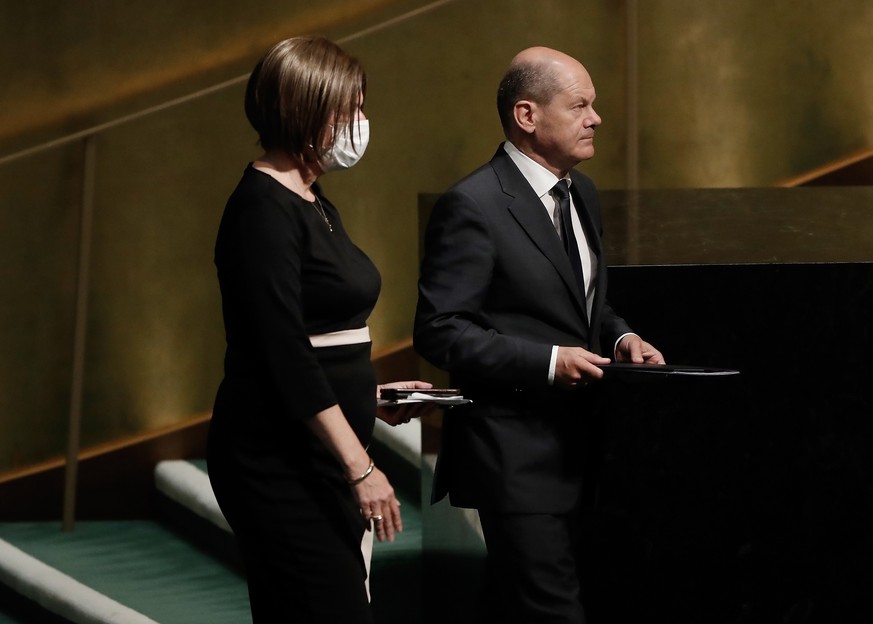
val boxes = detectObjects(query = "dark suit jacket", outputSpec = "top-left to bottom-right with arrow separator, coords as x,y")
414,144 -> 633,514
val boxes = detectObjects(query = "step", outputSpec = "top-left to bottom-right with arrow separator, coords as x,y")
153,458 -> 423,559
0,521 -> 250,624
0,422 -> 424,624
153,421 -> 425,566
152,431 -> 424,623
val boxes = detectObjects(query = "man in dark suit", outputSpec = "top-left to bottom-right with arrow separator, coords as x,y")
414,46 -> 664,623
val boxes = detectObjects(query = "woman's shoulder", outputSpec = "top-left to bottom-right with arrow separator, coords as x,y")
227,165 -> 308,217
217,169 -> 316,254
232,164 -> 299,198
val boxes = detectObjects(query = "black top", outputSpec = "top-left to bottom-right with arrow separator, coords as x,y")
214,165 -> 381,421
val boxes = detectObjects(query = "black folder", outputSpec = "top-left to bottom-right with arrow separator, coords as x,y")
598,362 -> 740,378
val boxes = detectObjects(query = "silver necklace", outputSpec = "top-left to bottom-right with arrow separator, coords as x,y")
311,196 -> 333,232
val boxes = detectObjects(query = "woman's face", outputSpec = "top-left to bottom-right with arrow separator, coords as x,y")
353,92 -> 366,122
315,92 -> 369,174
327,92 -> 366,143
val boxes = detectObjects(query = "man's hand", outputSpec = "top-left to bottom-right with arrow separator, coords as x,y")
554,346 -> 611,388
615,334 -> 665,365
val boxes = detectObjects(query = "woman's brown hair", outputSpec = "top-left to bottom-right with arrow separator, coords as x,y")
244,36 -> 367,165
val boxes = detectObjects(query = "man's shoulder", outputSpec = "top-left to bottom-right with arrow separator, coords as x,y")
440,145 -> 514,200
446,162 -> 497,193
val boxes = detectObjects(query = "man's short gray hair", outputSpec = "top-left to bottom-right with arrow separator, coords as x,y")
496,61 -> 561,133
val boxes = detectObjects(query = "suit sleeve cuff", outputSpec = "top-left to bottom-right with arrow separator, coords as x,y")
548,345 -> 559,385
614,332 -> 638,359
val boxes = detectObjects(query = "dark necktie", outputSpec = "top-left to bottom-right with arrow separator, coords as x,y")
552,179 -> 587,301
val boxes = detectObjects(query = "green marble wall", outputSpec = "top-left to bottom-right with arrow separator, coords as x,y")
636,0 -> 873,187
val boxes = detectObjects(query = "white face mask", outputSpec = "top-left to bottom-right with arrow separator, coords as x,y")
320,119 -> 369,172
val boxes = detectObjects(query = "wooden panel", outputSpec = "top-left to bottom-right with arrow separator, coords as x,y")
0,341 -> 422,521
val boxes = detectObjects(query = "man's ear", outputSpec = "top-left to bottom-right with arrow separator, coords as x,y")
513,100 -> 537,135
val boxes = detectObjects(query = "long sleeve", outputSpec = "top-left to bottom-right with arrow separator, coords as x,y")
216,176 -> 339,422
414,187 -> 553,388
239,194 -> 337,418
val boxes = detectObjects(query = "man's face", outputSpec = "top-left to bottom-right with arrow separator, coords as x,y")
533,63 -> 601,173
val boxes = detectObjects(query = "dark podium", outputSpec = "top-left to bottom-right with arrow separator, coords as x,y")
587,187 -> 873,623
418,186 -> 873,624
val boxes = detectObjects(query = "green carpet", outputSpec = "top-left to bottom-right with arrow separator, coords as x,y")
0,608 -> 29,624
0,521 -> 251,624
0,442 -> 427,623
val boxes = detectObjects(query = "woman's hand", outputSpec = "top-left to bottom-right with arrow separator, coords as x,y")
376,380 -> 434,425
305,406 -> 404,542
353,466 -> 402,542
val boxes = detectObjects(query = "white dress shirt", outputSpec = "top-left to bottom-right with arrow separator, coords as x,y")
503,142 -> 633,384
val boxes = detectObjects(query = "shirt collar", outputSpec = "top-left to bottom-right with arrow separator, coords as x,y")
503,141 -> 571,200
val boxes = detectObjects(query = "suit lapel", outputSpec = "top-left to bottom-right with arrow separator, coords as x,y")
491,149 -> 589,323
570,184 -> 601,258
569,173 -> 606,348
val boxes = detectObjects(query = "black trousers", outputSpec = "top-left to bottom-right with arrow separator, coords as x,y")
477,509 -> 587,624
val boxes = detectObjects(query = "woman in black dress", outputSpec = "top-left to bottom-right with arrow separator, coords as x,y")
207,36 -> 430,622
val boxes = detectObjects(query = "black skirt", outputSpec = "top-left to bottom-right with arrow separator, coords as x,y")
207,342 -> 377,622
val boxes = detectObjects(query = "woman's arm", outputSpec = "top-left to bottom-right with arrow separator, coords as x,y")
305,405 -> 402,542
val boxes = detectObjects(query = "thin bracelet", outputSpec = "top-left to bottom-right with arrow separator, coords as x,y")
347,458 -> 375,485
